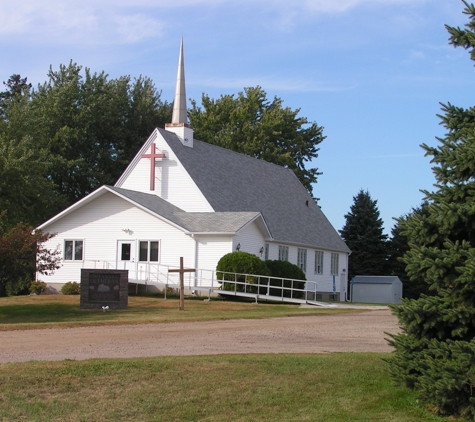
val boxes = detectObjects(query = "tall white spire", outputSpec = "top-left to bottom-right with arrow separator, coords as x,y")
166,38 -> 194,147
172,37 -> 187,124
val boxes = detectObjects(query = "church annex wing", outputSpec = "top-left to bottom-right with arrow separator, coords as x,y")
158,129 -> 350,253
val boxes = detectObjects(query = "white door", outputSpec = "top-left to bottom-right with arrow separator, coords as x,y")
117,240 -> 135,277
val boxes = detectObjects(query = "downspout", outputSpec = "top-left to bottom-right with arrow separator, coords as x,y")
345,251 -> 352,302
192,233 -> 198,291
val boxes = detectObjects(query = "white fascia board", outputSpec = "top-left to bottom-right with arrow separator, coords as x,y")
189,232 -> 236,236
37,186 -> 109,230
102,187 -> 191,234
114,129 -> 159,187
236,213 -> 273,240
38,185 -> 191,235
268,238 -> 350,253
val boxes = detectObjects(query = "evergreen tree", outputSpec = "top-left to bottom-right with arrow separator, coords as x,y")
387,3 -> 475,419
386,203 -> 432,299
339,189 -> 388,281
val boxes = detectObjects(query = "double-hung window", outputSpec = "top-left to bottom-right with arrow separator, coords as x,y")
315,250 -> 324,274
264,244 -> 269,261
278,245 -> 289,261
139,241 -> 159,262
64,240 -> 83,261
331,253 -> 339,275
297,248 -> 307,272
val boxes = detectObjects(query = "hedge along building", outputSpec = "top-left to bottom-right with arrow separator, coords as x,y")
37,39 -> 351,300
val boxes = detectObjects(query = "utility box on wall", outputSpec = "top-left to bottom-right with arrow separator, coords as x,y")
351,276 -> 403,304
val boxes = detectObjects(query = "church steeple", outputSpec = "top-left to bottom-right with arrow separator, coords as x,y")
165,38 -> 194,147
172,37 -> 187,124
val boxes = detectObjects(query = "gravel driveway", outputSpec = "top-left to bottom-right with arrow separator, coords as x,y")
0,308 -> 399,363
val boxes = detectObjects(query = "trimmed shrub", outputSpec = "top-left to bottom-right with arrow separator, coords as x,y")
265,260 -> 306,299
29,280 -> 47,295
61,281 -> 80,295
216,252 -> 271,293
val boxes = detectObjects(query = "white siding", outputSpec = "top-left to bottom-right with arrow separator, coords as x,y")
250,243 -> 348,297
195,235 -> 233,273
234,221 -> 266,259
117,132 -> 213,212
39,192 -> 195,286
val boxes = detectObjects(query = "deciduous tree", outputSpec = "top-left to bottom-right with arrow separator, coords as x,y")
188,86 -> 324,195
0,217 -> 61,296
30,62 -> 172,207
0,63 -> 172,226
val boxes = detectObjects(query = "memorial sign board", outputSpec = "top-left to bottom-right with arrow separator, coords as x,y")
80,269 -> 128,309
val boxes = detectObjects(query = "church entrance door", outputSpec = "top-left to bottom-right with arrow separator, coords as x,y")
117,241 -> 136,276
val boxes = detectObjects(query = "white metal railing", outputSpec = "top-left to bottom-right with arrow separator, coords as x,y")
80,260 -> 321,304
213,271 -> 317,303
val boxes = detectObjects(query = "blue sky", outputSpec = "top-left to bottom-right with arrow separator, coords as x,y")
1,0 -> 473,235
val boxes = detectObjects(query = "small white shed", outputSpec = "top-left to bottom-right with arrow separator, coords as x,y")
350,276 -> 403,304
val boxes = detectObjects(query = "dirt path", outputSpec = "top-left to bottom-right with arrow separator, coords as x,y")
0,309 -> 399,363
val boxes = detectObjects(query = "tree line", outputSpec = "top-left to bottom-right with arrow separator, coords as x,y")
0,65 -> 325,295
3,2 -> 475,415
0,65 -> 325,232
338,189 -> 430,300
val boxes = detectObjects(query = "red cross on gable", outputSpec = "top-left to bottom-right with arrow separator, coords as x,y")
141,143 -> 166,191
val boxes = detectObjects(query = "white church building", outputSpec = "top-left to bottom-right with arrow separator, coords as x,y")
37,40 -> 351,301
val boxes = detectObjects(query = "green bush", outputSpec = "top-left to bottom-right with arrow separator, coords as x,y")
216,252 -> 271,293
61,281 -> 80,295
265,260 -> 306,299
29,280 -> 47,295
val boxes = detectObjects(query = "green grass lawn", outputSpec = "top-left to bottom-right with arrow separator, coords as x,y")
0,295 -> 464,421
0,353 -> 457,422
0,294 -> 356,330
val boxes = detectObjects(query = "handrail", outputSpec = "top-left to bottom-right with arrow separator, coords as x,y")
79,260 -> 315,300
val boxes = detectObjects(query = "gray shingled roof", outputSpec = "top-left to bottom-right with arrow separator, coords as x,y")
353,276 -> 402,285
174,211 -> 261,233
108,186 -> 262,234
159,129 -> 350,253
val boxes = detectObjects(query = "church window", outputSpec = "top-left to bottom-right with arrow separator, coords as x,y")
331,253 -> 339,275
315,250 -> 324,274
265,244 -> 269,261
64,240 -> 83,261
139,241 -> 159,262
278,245 -> 288,261
297,248 -> 307,272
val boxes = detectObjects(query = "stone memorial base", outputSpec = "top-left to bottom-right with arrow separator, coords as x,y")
80,269 -> 128,310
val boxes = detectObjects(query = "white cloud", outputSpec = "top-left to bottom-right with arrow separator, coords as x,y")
0,1 -> 164,45
0,0 -> 433,45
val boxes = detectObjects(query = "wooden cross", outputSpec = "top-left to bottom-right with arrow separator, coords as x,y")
168,257 -> 196,311
141,143 -> 166,191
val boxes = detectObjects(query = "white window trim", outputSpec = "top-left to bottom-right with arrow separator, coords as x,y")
298,248 -> 307,272
331,253 -> 339,276
138,240 -> 160,263
278,245 -> 289,261
315,250 -> 324,274
64,239 -> 84,261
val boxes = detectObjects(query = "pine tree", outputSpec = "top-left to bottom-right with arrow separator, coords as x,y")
339,189 -> 388,281
386,203 -> 432,299
387,2 -> 475,419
